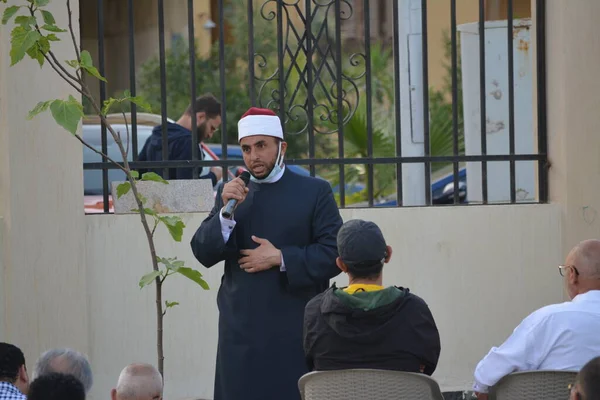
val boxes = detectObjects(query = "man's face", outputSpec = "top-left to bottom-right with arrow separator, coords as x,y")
196,114 -> 222,141
239,135 -> 286,179
564,250 -> 578,300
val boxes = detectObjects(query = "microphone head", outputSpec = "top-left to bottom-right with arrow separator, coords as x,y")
239,170 -> 251,185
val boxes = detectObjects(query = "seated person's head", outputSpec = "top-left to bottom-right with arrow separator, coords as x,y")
28,373 -> 85,400
336,219 -> 392,283
563,239 -> 600,299
33,348 -> 93,393
111,363 -> 163,400
570,356 -> 600,400
0,342 -> 29,395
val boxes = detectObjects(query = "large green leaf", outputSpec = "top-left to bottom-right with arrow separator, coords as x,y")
49,96 -> 84,135
139,270 -> 161,288
14,15 -> 35,27
26,35 -> 49,66
116,182 -> 131,198
129,95 -> 152,113
27,100 -> 52,120
175,267 -> 209,290
80,50 -> 106,82
33,0 -> 50,6
159,216 -> 185,242
40,10 -> 54,25
162,257 -> 184,270
2,5 -> 20,25
40,24 -> 65,33
10,25 -> 41,65
26,42 -> 43,66
141,172 -> 168,184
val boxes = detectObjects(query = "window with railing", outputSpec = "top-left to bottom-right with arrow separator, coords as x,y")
81,0 -> 547,214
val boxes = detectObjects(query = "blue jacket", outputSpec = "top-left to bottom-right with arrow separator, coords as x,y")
138,122 -> 216,185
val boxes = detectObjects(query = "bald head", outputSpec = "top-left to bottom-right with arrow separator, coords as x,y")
569,239 -> 600,277
563,240 -> 600,299
111,364 -> 162,400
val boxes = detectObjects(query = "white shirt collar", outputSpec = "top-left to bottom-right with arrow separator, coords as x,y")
572,289 -> 600,303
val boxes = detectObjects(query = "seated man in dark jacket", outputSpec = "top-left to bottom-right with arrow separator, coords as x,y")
303,219 -> 441,375
138,93 -> 222,184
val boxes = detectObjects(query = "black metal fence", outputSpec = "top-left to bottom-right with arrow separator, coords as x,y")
83,0 -> 547,213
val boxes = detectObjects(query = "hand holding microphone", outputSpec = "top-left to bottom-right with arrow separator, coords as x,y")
221,171 -> 250,219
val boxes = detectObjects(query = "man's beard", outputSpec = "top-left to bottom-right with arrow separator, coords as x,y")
196,121 -> 208,142
249,160 -> 275,179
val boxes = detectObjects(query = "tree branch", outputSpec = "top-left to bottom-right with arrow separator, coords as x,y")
66,0 -> 80,63
46,46 -> 80,83
43,54 -> 85,97
38,5 -> 166,375
151,219 -> 159,237
28,6 -> 80,84
73,133 -> 128,174
121,108 -> 130,158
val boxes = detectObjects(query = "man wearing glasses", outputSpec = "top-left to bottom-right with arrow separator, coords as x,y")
472,239 -> 600,400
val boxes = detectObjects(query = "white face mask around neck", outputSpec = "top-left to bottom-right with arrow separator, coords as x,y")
250,141 -> 284,184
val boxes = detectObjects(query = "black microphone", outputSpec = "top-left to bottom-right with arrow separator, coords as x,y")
221,171 -> 251,219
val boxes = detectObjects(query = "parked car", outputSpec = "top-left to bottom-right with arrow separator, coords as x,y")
374,166 -> 467,207
82,113 -> 220,213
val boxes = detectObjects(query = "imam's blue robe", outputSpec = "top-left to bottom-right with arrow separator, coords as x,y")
191,168 -> 343,400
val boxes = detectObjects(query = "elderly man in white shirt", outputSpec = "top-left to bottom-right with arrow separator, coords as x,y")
473,239 -> 600,399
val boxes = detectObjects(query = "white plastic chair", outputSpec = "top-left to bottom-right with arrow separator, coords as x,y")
298,369 -> 445,400
489,370 -> 577,400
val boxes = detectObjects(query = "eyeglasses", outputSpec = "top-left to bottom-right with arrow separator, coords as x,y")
559,265 -> 580,277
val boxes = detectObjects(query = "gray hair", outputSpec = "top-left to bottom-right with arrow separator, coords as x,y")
33,348 -> 93,393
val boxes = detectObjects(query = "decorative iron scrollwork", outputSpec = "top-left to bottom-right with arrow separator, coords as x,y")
253,0 -> 362,135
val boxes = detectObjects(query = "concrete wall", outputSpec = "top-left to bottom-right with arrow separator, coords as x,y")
545,0 -> 600,257
84,204 -> 562,399
0,0 -> 89,370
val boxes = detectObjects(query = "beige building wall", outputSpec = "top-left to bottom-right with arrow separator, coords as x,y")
84,205 -> 562,399
0,0 -> 89,368
426,0 -> 480,91
545,0 -> 600,259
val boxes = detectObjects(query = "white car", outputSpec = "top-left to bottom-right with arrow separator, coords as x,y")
82,113 -> 220,213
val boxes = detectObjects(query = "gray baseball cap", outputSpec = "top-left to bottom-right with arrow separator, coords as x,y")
337,219 -> 387,268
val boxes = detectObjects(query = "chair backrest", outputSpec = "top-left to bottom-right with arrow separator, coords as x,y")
489,370 -> 578,400
298,369 -> 445,400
